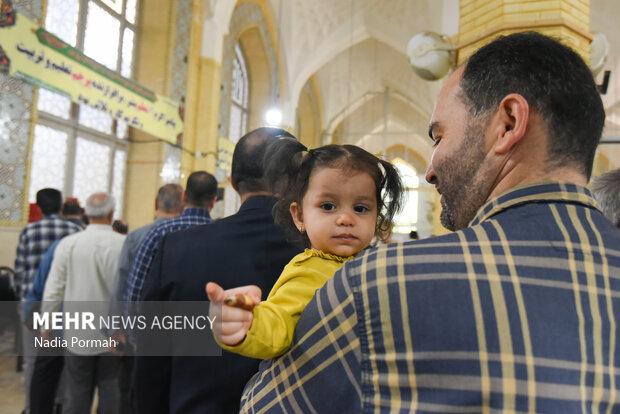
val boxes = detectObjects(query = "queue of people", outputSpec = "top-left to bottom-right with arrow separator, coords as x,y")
12,32 -> 620,413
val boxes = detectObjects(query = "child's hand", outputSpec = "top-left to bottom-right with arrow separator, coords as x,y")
206,282 -> 261,346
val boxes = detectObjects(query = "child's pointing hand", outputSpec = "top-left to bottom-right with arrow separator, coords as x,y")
206,282 -> 261,346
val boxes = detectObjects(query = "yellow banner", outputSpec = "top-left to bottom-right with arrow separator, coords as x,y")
217,138 -> 236,172
0,12 -> 183,143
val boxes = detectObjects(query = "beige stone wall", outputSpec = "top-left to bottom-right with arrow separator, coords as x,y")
125,0 -> 201,229
457,0 -> 592,64
0,227 -> 21,268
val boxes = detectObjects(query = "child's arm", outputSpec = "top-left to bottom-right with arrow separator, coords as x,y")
220,259 -> 342,360
206,282 -> 261,346
228,277 -> 318,359
208,255 -> 345,360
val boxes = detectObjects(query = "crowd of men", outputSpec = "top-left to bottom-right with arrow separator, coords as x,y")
12,32 -> 620,413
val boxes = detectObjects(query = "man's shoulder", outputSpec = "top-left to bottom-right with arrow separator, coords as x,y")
161,208 -> 274,255
127,221 -> 158,243
22,215 -> 76,233
163,219 -> 218,247
167,209 -> 247,236
142,218 -> 172,241
150,211 -> 204,233
341,232 -> 467,279
54,229 -> 82,251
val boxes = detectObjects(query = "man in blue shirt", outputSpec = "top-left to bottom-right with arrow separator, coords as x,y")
124,171 -> 217,303
230,33 -> 620,412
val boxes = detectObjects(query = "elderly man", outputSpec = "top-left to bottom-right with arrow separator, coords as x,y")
134,128 -> 300,414
42,193 -> 125,414
234,32 -> 620,412
591,168 -> 620,229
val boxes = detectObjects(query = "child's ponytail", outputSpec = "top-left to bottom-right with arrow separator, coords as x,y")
263,137 -> 312,248
375,158 -> 405,236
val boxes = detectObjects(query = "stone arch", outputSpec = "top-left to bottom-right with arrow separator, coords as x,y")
296,76 -> 322,148
218,2 -> 278,138
385,145 -> 427,174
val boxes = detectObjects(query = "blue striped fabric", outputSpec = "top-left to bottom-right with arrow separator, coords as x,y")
124,208 -> 212,302
241,182 -> 620,413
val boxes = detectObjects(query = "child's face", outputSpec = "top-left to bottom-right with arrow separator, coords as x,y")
290,167 -> 377,257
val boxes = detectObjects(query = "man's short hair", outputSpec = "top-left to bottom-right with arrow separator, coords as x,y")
231,127 -> 295,194
460,31 -> 605,179
591,169 -> 620,227
62,200 -> 83,216
36,188 -> 62,216
156,183 -> 184,214
185,171 -> 218,208
85,193 -> 115,218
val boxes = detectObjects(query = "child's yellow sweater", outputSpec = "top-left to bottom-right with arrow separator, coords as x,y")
221,248 -> 351,359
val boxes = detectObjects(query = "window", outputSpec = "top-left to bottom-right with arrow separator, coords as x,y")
392,162 -> 420,235
221,43 -> 250,218
229,43 -> 249,143
28,0 -> 138,218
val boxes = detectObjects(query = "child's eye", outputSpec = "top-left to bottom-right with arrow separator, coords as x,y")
354,205 -> 369,213
320,203 -> 336,211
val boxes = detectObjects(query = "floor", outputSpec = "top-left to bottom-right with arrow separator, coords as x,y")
0,356 -> 25,414
0,326 -> 25,414
0,330 -> 100,414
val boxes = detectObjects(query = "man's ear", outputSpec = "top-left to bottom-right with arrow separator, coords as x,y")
493,93 -> 529,154
290,202 -> 304,232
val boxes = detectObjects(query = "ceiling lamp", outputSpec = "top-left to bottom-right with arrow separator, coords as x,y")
407,31 -> 454,81
265,108 -> 282,126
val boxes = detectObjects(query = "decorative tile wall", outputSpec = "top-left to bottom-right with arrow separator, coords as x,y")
170,0 -> 190,105
0,0 -> 42,223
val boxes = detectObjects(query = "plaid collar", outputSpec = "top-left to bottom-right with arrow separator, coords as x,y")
470,181 -> 600,226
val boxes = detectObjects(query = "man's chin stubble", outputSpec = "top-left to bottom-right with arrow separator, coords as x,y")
440,202 -> 457,231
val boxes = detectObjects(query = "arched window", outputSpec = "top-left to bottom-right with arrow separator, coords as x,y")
28,0 -> 138,218
228,43 -> 249,143
393,161 -> 420,235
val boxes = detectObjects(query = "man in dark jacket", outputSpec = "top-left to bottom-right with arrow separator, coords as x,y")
134,127 -> 301,413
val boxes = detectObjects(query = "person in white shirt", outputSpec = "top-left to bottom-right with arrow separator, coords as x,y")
42,192 -> 125,414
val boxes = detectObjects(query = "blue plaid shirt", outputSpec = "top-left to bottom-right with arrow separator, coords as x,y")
241,182 -> 620,413
124,208 -> 212,302
14,214 -> 82,299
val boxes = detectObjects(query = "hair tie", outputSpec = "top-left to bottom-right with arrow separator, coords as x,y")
377,161 -> 386,177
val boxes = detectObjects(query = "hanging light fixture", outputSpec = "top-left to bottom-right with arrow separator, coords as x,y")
265,0 -> 283,126
265,107 -> 282,126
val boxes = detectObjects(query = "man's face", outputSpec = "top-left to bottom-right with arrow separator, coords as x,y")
425,68 -> 494,231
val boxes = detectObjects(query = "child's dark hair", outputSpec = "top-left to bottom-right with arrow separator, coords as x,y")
264,138 -> 404,248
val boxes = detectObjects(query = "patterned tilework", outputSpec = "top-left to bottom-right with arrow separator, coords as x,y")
0,75 -> 33,222
218,2 -> 278,137
0,0 -> 43,223
170,0 -> 190,103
